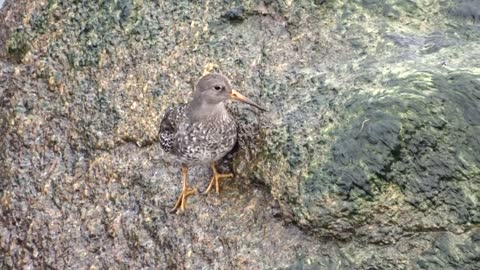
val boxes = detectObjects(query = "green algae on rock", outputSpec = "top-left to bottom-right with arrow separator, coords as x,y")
1,0 -> 479,269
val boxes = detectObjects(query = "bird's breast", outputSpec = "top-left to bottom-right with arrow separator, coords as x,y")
176,115 -> 237,165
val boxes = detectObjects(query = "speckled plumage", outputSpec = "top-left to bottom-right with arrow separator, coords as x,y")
159,73 -> 265,212
159,102 -> 237,166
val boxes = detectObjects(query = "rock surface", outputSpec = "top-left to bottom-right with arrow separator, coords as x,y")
1,0 -> 479,269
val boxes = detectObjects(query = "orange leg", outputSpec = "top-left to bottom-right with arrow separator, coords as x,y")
204,161 -> 233,194
172,165 -> 197,212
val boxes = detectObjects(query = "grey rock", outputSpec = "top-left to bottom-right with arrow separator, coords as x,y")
0,0 -> 479,269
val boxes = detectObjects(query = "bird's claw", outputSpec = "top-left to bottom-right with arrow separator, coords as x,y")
172,187 -> 197,212
204,172 -> 233,194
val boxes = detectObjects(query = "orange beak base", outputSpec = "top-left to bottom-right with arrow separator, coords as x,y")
230,90 -> 266,111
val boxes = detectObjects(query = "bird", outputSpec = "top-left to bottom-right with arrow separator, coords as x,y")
159,73 -> 266,212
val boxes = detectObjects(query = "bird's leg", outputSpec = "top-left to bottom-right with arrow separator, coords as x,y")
205,161 -> 233,194
172,165 -> 197,212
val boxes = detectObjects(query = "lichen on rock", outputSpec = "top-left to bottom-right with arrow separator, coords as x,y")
0,0 -> 479,269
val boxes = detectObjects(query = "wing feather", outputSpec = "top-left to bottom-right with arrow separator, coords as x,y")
159,104 -> 186,153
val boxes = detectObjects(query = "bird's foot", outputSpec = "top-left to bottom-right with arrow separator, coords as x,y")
204,171 -> 233,194
172,187 -> 197,212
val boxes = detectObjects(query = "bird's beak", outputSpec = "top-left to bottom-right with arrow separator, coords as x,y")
230,89 -> 266,111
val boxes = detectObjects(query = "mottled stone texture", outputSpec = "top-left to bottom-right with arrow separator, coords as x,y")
1,0 -> 479,269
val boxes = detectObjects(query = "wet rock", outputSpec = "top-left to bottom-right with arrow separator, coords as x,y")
446,0 -> 480,23
0,0 -> 479,269
223,6 -> 245,23
416,230 -> 480,269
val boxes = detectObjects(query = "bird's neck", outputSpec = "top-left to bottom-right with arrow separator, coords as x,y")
186,100 -> 229,123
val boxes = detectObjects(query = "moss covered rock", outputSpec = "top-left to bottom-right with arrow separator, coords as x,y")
1,0 -> 479,269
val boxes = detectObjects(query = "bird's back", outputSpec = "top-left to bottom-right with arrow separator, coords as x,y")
159,103 -> 188,154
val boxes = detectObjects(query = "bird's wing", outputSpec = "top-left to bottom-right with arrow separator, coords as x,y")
159,104 -> 186,153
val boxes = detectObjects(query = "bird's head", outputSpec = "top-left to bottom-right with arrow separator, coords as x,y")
193,73 -> 266,111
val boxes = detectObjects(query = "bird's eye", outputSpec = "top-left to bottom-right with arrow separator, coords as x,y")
214,85 -> 222,91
